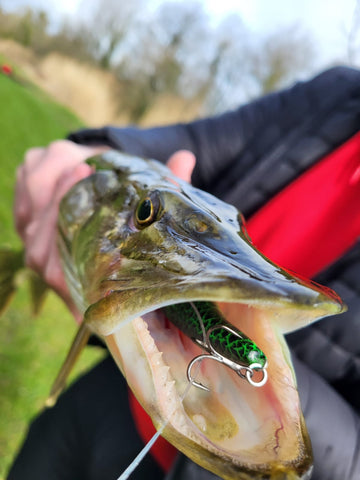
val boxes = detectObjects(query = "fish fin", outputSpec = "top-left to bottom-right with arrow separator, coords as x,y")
83,290 -> 129,336
28,271 -> 49,315
45,320 -> 91,407
0,248 -> 49,316
0,248 -> 24,316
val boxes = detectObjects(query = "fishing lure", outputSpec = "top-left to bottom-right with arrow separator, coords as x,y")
163,301 -> 268,390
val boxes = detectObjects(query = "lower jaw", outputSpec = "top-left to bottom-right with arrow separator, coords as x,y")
104,302 -> 313,479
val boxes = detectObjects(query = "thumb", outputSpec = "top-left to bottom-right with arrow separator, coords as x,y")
166,150 -> 196,183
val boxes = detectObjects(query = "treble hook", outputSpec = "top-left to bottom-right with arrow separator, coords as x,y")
187,322 -> 268,391
187,353 -> 268,392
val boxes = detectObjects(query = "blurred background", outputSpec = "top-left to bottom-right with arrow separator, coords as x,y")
0,0 -> 359,477
1,0 -> 360,125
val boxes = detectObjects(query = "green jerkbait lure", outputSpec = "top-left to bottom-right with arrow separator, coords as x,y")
163,301 -> 267,369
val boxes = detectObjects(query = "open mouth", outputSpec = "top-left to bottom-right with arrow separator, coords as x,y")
63,222 -> 343,479
104,300 -> 313,479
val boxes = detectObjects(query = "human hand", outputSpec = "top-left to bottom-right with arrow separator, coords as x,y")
14,140 -> 108,321
14,142 -> 196,322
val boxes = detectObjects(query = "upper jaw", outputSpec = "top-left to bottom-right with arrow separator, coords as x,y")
85,240 -> 344,337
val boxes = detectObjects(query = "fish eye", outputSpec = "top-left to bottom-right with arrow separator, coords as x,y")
135,192 -> 160,227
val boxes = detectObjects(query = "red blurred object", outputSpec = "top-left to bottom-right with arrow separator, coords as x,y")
2,64 -> 13,75
247,130 -> 360,278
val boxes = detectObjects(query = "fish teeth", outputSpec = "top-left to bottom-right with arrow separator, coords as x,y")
133,315 -> 193,433
151,351 -> 164,367
157,365 -> 171,386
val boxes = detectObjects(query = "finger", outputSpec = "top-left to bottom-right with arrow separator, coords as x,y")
43,242 -> 83,324
23,147 -> 46,171
23,208 -> 57,276
17,142 -> 106,224
38,140 -> 107,174
26,142 -> 106,212
24,209 -> 69,302
39,169 -> 90,324
24,162 -> 93,271
14,165 -> 32,238
15,148 -> 47,237
166,150 -> 196,183
25,145 -> 85,212
53,162 -> 94,204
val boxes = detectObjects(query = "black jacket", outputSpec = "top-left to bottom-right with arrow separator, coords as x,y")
9,66 -> 360,480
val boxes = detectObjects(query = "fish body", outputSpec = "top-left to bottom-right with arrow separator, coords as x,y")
22,151 -> 348,479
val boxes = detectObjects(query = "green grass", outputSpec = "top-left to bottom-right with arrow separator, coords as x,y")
0,69 -> 80,246
0,72 -> 105,478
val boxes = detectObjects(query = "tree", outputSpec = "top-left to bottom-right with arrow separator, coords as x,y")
76,0 -> 145,69
249,26 -> 315,94
205,17 -> 316,113
112,1 -> 213,120
0,7 -> 49,50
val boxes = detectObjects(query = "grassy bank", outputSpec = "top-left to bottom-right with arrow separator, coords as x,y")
0,71 -> 105,478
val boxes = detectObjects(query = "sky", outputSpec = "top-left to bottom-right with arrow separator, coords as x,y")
206,0 -> 358,66
2,0 -> 359,67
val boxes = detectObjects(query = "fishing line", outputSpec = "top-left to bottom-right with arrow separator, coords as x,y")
116,305 -> 205,480
189,301 -> 207,346
116,427 -> 164,480
116,378 -> 198,480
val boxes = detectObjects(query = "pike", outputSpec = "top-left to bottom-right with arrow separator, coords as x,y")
2,151 -> 345,480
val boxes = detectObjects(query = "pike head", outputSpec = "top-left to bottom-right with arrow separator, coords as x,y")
57,151 -> 344,480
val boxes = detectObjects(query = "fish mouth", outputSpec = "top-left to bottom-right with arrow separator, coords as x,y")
63,223 -> 343,479
81,243 -> 343,479
104,299 -> 314,480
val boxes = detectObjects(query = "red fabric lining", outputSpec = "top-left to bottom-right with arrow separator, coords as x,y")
128,131 -> 360,472
247,131 -> 360,277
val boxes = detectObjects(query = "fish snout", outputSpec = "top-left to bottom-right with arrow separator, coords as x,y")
180,228 -> 345,327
